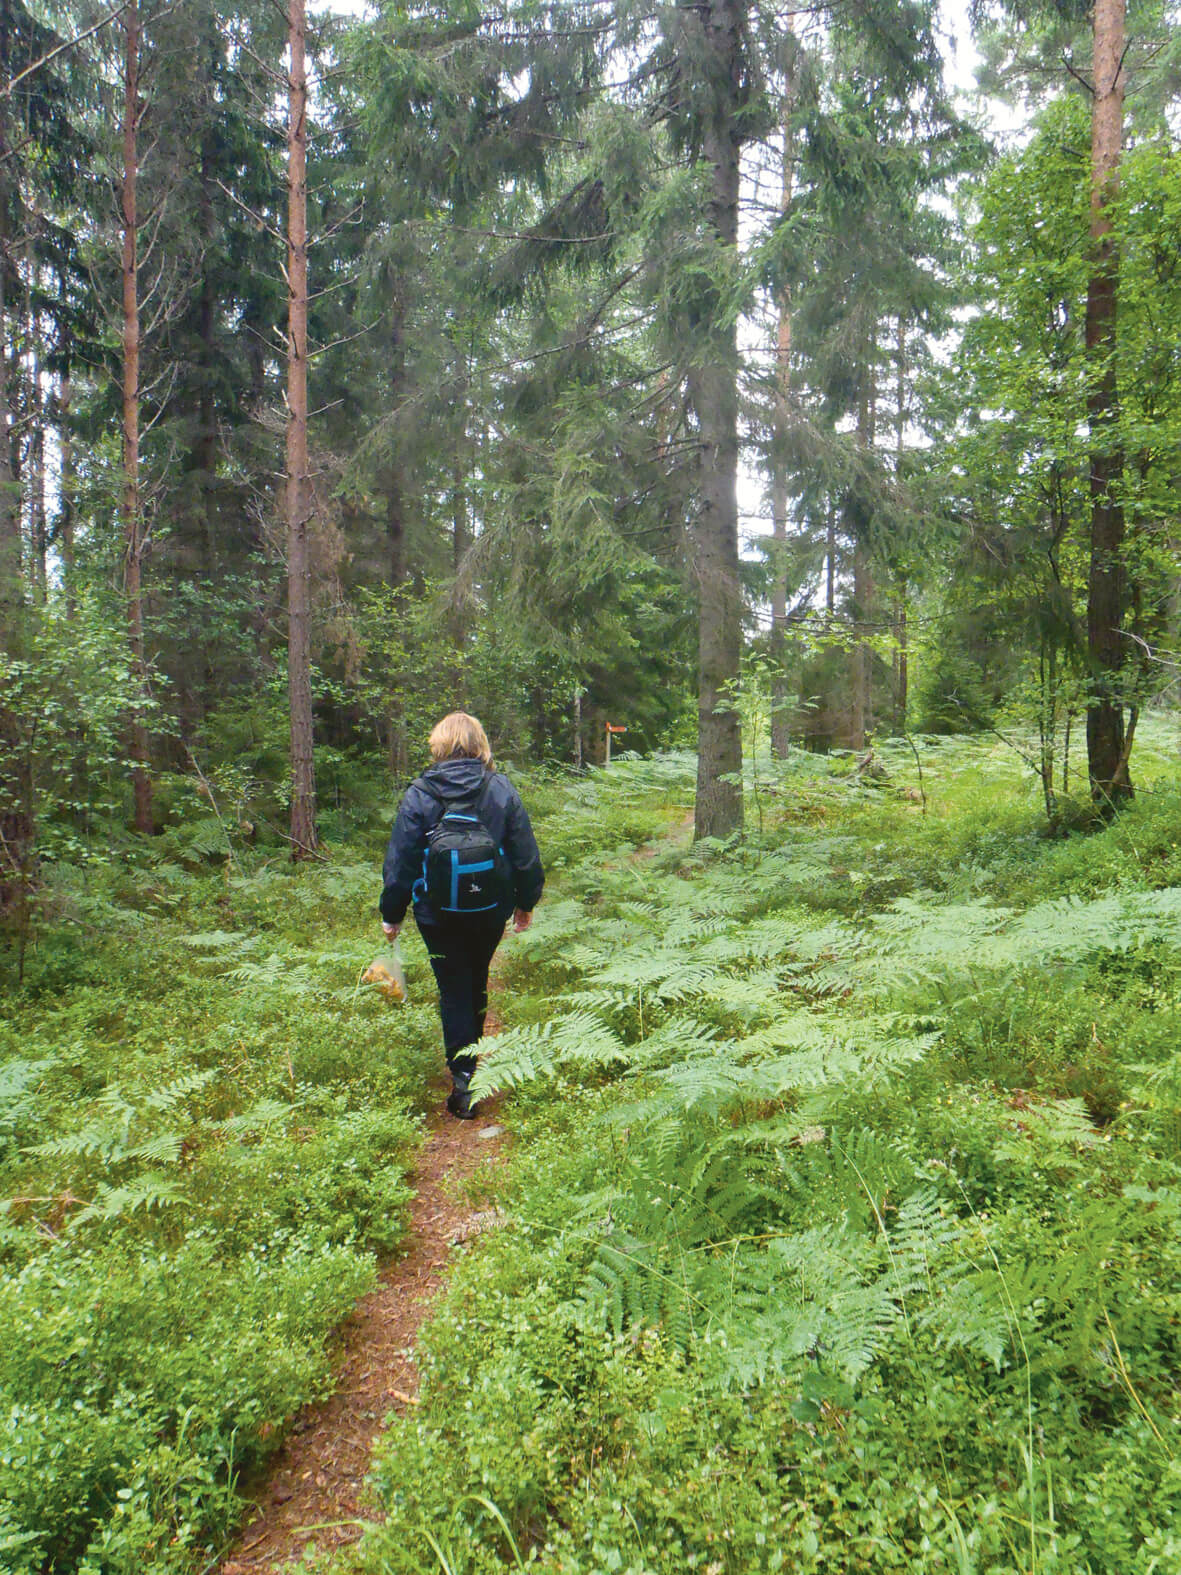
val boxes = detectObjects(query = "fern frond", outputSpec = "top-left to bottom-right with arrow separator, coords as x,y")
71,1173 -> 183,1225
226,953 -> 319,996
181,929 -> 242,951
123,1132 -> 184,1165
142,1068 -> 217,1112
222,1099 -> 295,1135
471,1012 -> 625,1096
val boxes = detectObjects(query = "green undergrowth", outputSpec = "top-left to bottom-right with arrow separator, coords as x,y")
320,739 -> 1181,1575
0,846 -> 438,1572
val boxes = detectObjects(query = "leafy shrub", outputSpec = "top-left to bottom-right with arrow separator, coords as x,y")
0,849 -> 425,1571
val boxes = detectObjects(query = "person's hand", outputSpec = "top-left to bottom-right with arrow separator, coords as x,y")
382,921 -> 400,942
513,907 -> 532,933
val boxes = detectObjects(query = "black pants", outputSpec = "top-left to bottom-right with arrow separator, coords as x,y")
415,912 -> 507,1085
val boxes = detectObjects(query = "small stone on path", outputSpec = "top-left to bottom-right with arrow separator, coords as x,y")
477,1124 -> 504,1139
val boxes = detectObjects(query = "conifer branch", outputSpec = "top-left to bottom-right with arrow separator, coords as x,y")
0,2 -> 130,97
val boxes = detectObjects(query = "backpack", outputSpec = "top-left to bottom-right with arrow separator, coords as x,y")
414,772 -> 514,915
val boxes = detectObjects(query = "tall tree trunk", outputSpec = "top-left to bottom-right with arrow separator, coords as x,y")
193,228 -> 219,564
386,472 -> 405,588
197,140 -> 218,538
121,0 -> 154,834
452,459 -> 467,579
850,545 -> 873,749
1085,0 -> 1130,806
384,283 -> 407,589
58,373 -> 75,616
0,320 -> 18,593
894,593 -> 908,731
451,351 -> 469,589
769,61 -> 795,761
450,426 -> 468,656
688,0 -> 743,840
0,117 -> 34,916
825,501 -> 835,614
0,244 -> 32,914
27,302 -> 45,604
59,367 -> 88,830
382,285 -> 411,778
846,368 -> 875,750
0,172 -> 19,593
286,0 -> 317,859
893,319 -> 907,731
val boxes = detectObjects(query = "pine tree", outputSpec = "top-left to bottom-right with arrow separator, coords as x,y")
767,22 -> 968,749
0,0 -> 93,902
119,0 -> 154,834
1084,0 -> 1129,805
285,0 -> 317,858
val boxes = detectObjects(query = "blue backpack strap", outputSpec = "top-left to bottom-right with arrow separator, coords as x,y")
411,777 -> 445,904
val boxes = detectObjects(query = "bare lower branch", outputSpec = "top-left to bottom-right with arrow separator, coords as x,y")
307,320 -> 381,358
215,178 -> 284,243
1,1 -> 129,96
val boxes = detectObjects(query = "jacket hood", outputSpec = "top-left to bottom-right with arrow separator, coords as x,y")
420,757 -> 490,801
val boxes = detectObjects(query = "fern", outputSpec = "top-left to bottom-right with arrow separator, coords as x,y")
221,1098 -> 296,1135
0,1057 -> 53,1121
575,1182 -> 1012,1390
471,1012 -> 626,1096
181,930 -> 245,951
141,1068 -> 218,1112
25,1067 -> 218,1234
71,1172 -> 184,1225
795,886 -> 1181,1003
226,952 -> 321,997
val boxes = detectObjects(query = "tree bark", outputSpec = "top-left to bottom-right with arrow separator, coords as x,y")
450,424 -> 469,657
0,102 -> 34,916
688,0 -> 743,841
894,593 -> 908,731
1084,0 -> 1130,807
845,370 -> 875,750
825,502 -> 835,614
769,61 -> 795,761
286,0 -> 317,859
0,158 -> 20,596
850,543 -> 873,749
893,320 -> 907,731
384,282 -> 407,589
58,372 -> 75,616
27,301 -> 45,604
121,0 -> 154,834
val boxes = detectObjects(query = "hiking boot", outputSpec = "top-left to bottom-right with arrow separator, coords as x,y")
446,1086 -> 478,1120
446,1053 -> 478,1120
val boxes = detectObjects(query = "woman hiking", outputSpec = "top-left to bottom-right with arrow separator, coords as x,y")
379,712 -> 544,1119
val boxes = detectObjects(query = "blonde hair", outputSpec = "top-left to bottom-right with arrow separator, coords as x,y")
429,711 -> 493,767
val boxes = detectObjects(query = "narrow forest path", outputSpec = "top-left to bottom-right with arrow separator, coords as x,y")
219,1084 -> 508,1574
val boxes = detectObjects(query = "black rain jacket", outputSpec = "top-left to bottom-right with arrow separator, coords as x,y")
379,757 -> 544,927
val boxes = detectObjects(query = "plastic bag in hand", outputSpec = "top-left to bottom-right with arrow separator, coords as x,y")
362,944 -> 408,1004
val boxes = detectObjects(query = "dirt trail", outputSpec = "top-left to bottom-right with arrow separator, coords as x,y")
220,1089 -> 507,1573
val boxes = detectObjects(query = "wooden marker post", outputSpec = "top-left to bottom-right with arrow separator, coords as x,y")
605,722 -> 626,766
